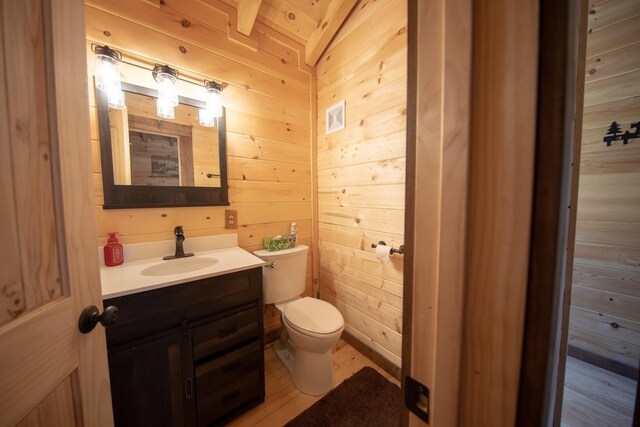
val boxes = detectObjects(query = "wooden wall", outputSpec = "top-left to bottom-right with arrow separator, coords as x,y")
316,0 -> 407,367
85,0 -> 314,300
569,0 -> 640,370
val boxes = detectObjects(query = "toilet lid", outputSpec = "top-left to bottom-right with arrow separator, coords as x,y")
283,297 -> 344,335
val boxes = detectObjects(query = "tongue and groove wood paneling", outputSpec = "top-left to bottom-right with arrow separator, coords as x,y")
316,0 -> 407,367
84,0 -> 409,359
569,0 -> 640,371
85,0 -> 314,297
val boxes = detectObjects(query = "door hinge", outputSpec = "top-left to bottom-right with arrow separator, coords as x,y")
405,375 -> 429,423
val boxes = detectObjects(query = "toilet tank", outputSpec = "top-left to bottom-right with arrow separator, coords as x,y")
253,245 -> 308,304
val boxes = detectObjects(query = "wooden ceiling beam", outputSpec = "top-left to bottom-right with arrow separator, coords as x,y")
304,0 -> 358,66
237,0 -> 263,36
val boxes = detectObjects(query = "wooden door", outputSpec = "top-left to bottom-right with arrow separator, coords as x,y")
0,0 -> 113,425
457,0 -> 539,424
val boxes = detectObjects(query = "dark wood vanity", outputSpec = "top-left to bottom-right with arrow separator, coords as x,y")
103,267 -> 264,426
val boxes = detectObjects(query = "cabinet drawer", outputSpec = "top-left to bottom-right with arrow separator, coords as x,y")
192,307 -> 259,360
197,370 -> 260,427
105,267 -> 262,348
195,341 -> 262,398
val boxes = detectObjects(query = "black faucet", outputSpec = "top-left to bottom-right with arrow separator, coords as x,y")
163,226 -> 195,260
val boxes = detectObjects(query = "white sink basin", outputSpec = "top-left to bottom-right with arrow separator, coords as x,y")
140,257 -> 219,276
100,235 -> 266,299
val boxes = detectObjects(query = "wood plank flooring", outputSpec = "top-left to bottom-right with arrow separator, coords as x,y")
561,357 -> 637,427
228,339 -> 400,426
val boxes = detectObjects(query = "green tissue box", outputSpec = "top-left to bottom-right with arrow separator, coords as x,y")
263,236 -> 295,251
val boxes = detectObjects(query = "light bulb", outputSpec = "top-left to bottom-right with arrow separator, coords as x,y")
203,81 -> 223,118
108,90 -> 125,109
94,46 -> 122,97
153,65 -> 179,119
205,89 -> 223,118
157,75 -> 178,107
156,98 -> 175,119
199,108 -> 215,127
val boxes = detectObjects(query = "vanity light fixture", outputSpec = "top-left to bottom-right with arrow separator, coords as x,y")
92,44 -> 125,109
152,64 -> 179,119
93,45 -> 224,122
198,80 -> 223,127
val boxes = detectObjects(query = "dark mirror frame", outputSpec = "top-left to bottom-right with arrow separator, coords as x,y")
97,81 -> 229,209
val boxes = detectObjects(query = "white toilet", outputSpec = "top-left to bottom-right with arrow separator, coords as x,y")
253,244 -> 344,395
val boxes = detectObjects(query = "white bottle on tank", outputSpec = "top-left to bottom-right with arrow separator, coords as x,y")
290,222 -> 297,245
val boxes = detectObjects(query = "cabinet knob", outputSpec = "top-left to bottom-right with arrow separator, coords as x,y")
78,305 -> 119,333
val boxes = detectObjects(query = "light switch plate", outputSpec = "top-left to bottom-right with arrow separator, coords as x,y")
225,210 -> 238,229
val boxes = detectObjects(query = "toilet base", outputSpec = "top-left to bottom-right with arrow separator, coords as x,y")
273,338 -> 334,396
273,339 -> 295,375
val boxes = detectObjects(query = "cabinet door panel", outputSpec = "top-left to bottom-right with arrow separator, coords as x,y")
108,332 -> 195,427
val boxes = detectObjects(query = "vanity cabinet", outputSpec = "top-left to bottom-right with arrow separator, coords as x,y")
104,267 -> 264,426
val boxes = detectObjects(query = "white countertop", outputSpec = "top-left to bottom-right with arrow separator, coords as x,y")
99,234 -> 265,299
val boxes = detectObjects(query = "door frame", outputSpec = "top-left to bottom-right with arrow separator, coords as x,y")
516,0 -> 588,425
517,0 -> 640,424
403,0 -> 540,425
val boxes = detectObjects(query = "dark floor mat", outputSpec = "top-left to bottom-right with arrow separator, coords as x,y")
284,366 -> 401,427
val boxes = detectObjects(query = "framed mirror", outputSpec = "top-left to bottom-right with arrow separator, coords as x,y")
97,82 -> 229,208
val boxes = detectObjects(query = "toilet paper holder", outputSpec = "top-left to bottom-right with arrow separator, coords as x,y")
371,241 -> 405,255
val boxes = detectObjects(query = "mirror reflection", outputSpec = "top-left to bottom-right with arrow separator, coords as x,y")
109,90 -> 221,188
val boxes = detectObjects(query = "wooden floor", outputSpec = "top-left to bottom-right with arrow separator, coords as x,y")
228,339 -> 400,426
561,357 -> 637,427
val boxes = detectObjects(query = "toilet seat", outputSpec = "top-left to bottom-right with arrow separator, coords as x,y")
283,297 -> 344,337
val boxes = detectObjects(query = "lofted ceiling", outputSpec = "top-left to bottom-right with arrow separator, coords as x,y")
222,0 -> 358,66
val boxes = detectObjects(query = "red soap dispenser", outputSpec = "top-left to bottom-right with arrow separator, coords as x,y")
104,232 -> 124,267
